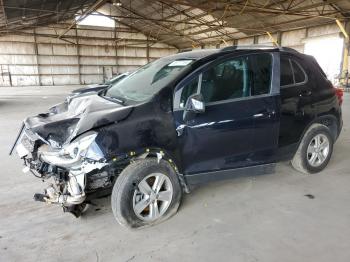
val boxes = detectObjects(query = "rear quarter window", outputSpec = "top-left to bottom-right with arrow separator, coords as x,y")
280,55 -> 308,88
280,57 -> 294,86
291,60 -> 306,83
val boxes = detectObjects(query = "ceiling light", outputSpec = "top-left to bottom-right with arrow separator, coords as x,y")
112,0 -> 122,7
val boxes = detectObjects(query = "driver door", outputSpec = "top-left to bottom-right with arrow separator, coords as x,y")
173,53 -> 279,176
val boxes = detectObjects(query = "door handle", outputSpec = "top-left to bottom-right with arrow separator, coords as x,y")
253,110 -> 276,119
253,113 -> 264,118
300,90 -> 312,97
176,124 -> 186,136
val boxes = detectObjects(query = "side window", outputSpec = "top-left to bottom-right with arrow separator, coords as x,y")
280,57 -> 294,86
291,60 -> 306,84
179,77 -> 198,108
177,53 -> 273,108
201,57 -> 248,103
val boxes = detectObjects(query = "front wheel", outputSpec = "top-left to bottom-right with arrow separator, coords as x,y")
111,158 -> 182,228
291,123 -> 334,174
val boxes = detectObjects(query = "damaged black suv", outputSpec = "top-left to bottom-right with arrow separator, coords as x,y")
11,46 -> 343,228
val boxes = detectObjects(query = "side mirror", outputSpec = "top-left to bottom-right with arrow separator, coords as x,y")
183,93 -> 205,122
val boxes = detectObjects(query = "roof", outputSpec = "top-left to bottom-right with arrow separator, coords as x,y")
160,45 -> 304,64
0,0 -> 349,49
161,49 -> 220,60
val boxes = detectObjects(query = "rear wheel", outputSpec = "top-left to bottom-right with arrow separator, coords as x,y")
111,158 -> 182,228
291,124 -> 333,174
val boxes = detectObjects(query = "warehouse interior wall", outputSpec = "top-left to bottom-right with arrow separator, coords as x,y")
0,21 -> 177,87
0,21 -> 347,87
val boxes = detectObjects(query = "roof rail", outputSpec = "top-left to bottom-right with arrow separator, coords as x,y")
220,45 -> 299,53
280,46 -> 299,53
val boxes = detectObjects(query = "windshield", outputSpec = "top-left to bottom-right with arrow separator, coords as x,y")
105,58 -> 194,103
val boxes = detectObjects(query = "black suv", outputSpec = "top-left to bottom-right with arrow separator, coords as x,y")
11,46 -> 343,228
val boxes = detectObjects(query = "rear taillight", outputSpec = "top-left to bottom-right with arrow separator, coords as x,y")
335,87 -> 344,106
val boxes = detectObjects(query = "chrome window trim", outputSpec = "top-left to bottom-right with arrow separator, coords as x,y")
174,92 -> 275,112
200,93 -> 274,108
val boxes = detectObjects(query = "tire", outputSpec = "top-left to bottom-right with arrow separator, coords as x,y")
111,158 -> 182,228
291,123 -> 333,174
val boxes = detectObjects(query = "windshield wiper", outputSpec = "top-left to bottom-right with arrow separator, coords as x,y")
103,95 -> 125,105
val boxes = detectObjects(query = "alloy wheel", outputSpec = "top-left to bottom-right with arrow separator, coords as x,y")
132,173 -> 173,222
306,134 -> 330,167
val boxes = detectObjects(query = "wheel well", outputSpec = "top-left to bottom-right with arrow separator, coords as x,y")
112,148 -> 190,193
315,115 -> 338,141
139,151 -> 190,193
296,114 -> 339,152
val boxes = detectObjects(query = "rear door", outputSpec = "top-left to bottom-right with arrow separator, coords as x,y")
278,54 -> 314,153
173,52 -> 280,175
247,53 -> 280,165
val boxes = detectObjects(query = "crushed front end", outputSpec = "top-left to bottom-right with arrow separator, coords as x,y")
13,126 -> 119,217
10,94 -> 132,217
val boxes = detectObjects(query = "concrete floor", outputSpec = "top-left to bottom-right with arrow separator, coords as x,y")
0,86 -> 350,262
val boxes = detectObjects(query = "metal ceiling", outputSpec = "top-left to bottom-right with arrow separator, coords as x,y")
0,0 -> 349,48
0,0 -> 102,31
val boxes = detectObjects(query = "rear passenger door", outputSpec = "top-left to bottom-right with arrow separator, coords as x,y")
278,54 -> 314,153
173,52 -> 280,175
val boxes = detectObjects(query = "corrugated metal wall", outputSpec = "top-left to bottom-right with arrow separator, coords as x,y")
0,24 -> 177,86
190,23 -> 344,56
235,23 -> 343,53
0,22 -> 347,87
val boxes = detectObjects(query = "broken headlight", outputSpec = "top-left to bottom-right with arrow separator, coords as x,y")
39,133 -> 101,168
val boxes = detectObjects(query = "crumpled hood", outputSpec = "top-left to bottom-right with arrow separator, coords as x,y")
24,94 -> 133,147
